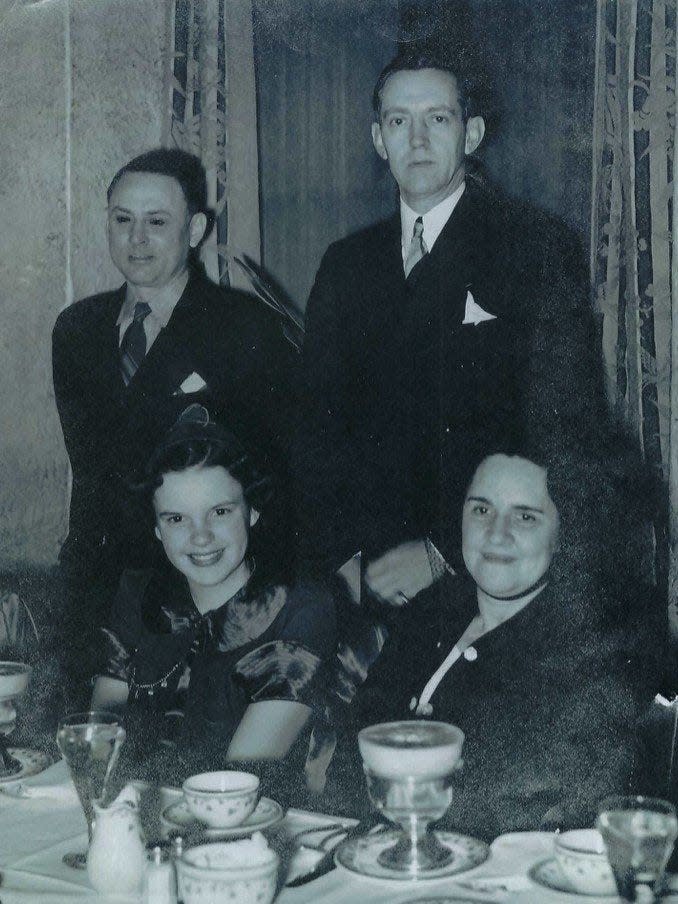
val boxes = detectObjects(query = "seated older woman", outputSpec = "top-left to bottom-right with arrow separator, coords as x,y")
344,444 -> 663,839
91,405 -> 336,778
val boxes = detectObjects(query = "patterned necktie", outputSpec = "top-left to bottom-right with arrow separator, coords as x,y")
119,301 -> 151,385
404,216 -> 428,279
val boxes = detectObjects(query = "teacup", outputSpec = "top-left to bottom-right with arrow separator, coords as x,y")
182,771 -> 259,829
554,828 -> 617,895
177,835 -> 278,904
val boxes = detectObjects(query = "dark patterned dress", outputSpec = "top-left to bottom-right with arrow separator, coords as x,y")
98,568 -> 336,772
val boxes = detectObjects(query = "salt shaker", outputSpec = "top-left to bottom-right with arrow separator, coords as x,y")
143,845 -> 177,904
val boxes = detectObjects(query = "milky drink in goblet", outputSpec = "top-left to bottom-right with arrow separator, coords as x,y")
598,797 -> 678,902
56,718 -> 126,830
359,720 -> 464,780
359,720 -> 463,817
359,721 -> 464,872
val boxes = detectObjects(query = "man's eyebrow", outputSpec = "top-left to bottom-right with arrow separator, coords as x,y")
382,104 -> 459,115
109,205 -> 173,215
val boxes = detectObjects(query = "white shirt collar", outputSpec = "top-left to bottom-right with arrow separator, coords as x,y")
116,270 -> 189,330
400,182 -> 466,262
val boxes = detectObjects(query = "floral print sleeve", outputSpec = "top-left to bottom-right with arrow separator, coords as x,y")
232,580 -> 336,707
233,640 -> 326,707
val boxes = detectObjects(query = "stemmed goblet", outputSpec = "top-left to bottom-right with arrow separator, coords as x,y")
597,795 -> 678,903
56,711 -> 126,869
358,720 -> 464,874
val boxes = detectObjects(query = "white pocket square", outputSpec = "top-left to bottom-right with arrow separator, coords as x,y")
462,291 -> 497,326
175,372 -> 207,395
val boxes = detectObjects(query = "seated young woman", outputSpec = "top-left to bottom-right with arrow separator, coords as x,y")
337,442 -> 663,839
91,405 -> 336,780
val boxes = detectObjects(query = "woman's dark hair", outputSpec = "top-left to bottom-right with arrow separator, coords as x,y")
143,407 -> 274,516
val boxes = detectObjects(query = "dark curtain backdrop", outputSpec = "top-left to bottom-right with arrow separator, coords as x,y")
469,0 -> 597,243
253,0 -> 399,311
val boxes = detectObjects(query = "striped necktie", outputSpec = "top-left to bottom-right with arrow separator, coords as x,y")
119,301 -> 151,385
404,216 -> 428,279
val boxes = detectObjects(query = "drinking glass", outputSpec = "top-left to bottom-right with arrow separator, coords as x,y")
597,795 -> 678,902
358,720 -> 464,874
56,711 -> 126,869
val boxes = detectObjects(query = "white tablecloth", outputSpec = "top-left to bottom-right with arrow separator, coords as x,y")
0,760 -> 676,903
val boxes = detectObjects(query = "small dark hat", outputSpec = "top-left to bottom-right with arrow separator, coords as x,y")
144,403 -> 251,475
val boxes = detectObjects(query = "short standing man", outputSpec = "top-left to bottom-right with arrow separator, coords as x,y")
302,50 -> 605,604
53,148 -> 300,690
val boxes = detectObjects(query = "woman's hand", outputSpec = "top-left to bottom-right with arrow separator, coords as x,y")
365,540 -> 434,606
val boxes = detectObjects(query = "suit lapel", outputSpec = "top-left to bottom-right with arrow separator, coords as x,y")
362,214 -> 406,327
98,286 -> 127,405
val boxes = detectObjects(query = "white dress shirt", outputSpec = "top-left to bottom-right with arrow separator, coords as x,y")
116,270 -> 190,351
400,182 -> 466,267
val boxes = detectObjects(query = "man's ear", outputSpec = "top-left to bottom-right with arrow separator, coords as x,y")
371,122 -> 388,161
154,525 -> 162,541
464,116 -> 486,155
189,212 -> 208,248
249,508 -> 260,528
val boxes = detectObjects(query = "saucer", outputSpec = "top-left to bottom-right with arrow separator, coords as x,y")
161,796 -> 283,839
530,858 -> 617,897
335,829 -> 489,881
0,749 -> 52,784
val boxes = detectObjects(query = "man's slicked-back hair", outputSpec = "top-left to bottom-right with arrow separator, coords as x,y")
372,49 -> 481,124
107,148 -> 209,218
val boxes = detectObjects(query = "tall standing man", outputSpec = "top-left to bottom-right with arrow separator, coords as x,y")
53,148 -> 299,690
302,50 -> 605,604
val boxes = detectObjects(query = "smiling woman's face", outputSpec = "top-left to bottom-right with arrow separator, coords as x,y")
462,454 -> 560,599
153,465 -> 259,608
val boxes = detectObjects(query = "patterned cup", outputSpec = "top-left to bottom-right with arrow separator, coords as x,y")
182,771 -> 260,829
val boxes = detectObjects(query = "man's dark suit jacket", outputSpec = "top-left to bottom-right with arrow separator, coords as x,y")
52,268 -> 301,590
302,179 -> 605,568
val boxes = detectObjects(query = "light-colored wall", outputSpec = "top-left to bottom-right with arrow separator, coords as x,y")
0,0 -> 167,568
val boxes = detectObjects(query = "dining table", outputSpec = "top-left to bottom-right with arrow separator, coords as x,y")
1,758 -> 677,904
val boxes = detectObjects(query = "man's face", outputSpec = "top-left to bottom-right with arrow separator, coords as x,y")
107,172 -> 206,291
372,68 -> 485,214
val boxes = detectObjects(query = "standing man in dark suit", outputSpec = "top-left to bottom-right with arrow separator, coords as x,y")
53,148 -> 300,691
302,50 -> 605,605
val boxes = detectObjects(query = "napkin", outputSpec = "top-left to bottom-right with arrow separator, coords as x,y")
0,758 -> 78,805
0,782 -> 78,803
